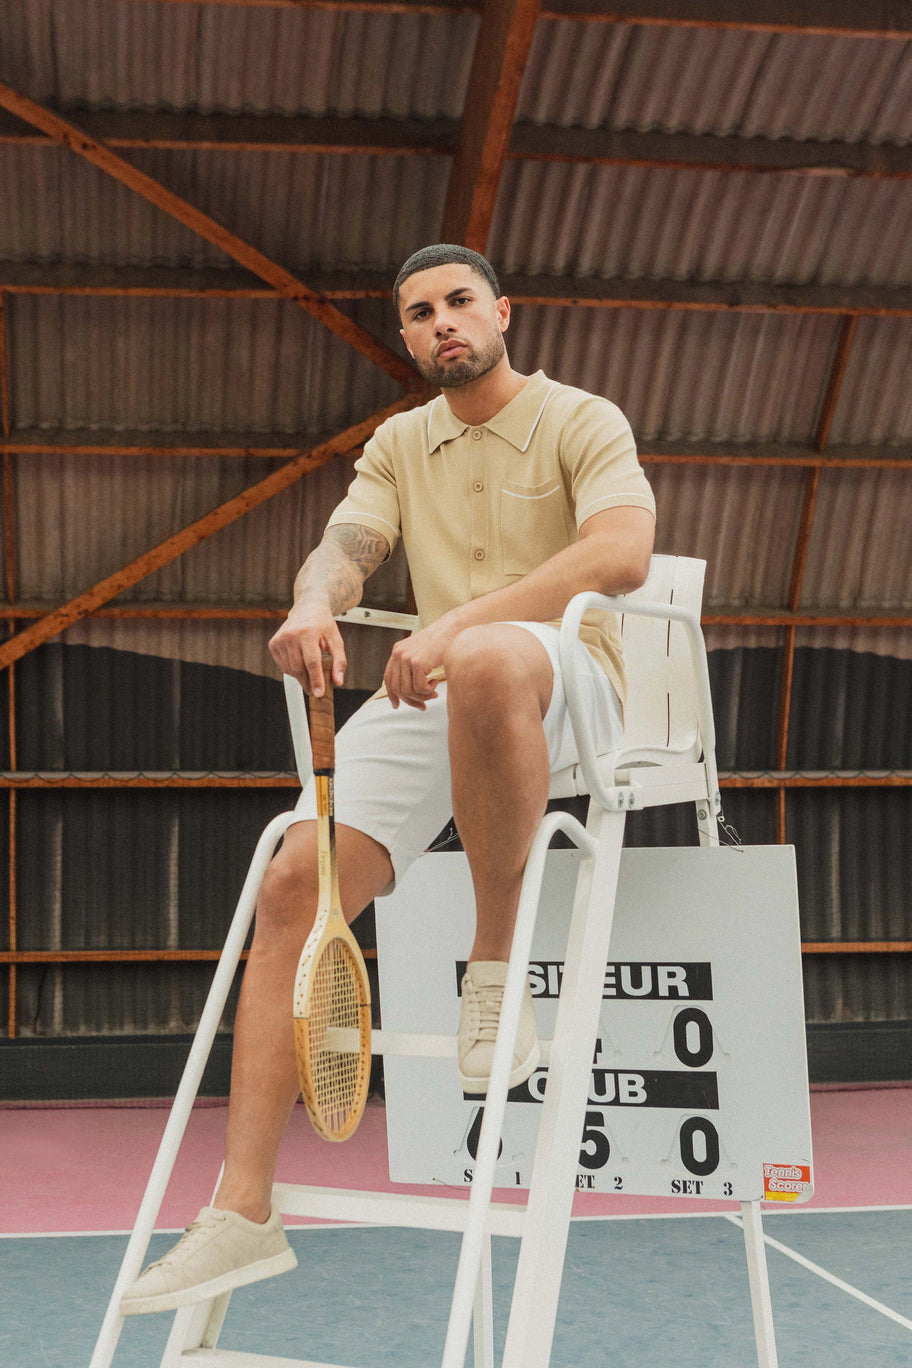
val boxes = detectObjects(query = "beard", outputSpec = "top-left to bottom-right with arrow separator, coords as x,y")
415,330 -> 506,389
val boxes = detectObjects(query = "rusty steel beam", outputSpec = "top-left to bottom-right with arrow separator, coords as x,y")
441,0 -> 542,249
0,83 -> 422,393
117,0 -> 912,37
1,944 -> 909,965
6,428 -> 912,467
0,108 -> 458,156
0,772 -> 300,788
542,0 -> 912,35
6,108 -> 912,179
2,769 -> 907,789
0,946 -> 380,962
775,313 -> 858,828
0,392 -> 427,672
0,292 -> 14,603
814,314 -> 860,457
0,293 -> 15,1035
5,261 -> 912,317
721,772 -> 912,787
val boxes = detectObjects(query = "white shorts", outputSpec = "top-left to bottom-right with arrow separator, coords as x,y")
293,621 -> 623,891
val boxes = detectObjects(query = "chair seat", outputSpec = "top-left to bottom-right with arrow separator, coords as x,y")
548,749 -> 707,803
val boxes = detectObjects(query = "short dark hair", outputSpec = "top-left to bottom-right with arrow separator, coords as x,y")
393,244 -> 501,315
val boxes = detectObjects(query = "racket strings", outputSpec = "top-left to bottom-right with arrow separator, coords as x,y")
303,939 -> 369,1135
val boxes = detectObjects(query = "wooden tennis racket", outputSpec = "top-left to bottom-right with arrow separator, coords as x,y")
292,665 -> 372,1142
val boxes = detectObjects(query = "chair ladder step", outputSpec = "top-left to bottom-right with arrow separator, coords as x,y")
271,1182 -> 527,1236
175,1351 -> 359,1368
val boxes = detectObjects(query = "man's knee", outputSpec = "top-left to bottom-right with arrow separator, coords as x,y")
445,626 -> 523,696
444,625 -> 551,718
257,820 -> 393,936
256,828 -> 317,941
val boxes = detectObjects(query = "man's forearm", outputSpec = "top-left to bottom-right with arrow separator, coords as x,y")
293,523 -> 390,616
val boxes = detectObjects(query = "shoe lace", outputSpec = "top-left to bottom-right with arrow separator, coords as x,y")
145,1210 -> 225,1271
473,983 -> 504,1043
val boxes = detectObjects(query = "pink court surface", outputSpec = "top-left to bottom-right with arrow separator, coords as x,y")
3,1084 -> 911,1235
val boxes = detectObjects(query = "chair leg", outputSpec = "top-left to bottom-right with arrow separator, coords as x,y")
472,1234 -> 495,1368
440,808 -> 598,1368
88,810 -> 300,1368
159,1294 -> 232,1366
741,1201 -> 779,1368
502,806 -> 627,1368
696,796 -> 719,848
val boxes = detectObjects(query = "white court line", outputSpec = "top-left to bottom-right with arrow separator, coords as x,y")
4,1203 -> 912,1238
570,1202 -> 912,1223
722,1212 -> 912,1333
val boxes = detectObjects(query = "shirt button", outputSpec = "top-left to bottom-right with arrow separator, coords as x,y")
473,548 -> 485,561
473,480 -> 484,492
472,429 -> 483,441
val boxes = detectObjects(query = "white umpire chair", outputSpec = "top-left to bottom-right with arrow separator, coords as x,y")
89,553 -> 781,1368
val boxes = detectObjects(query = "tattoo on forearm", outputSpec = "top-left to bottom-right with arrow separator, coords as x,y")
295,523 -> 390,615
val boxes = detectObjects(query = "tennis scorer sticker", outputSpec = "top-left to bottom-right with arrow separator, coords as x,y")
763,1163 -> 812,1202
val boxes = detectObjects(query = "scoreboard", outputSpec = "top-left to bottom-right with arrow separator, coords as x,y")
377,845 -> 813,1205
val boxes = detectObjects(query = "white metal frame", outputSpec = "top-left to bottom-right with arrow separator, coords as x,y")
90,555 -> 780,1368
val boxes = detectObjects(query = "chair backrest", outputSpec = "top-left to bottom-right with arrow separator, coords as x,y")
615,554 -> 706,766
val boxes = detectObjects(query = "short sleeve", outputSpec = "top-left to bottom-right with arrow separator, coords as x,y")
558,395 -> 655,529
325,424 -> 402,553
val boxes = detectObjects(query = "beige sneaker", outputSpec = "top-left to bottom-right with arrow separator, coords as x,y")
120,1204 -> 297,1315
458,960 -> 540,1094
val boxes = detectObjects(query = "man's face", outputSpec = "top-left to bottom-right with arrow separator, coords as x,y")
397,264 -> 510,389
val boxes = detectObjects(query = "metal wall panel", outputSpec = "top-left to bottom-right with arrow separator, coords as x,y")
803,956 -> 912,1027
788,645 -> 912,770
787,787 -> 912,943
15,962 -> 241,1037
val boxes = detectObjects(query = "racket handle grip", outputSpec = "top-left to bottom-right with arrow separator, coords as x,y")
309,661 -> 335,771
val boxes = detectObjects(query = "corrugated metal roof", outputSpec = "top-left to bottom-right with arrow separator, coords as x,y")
0,143 -> 450,270
2,1 -> 479,118
491,161 -> 912,288
520,21 -> 912,144
825,316 -> 912,445
801,468 -> 912,611
7,293 -> 402,431
507,305 -> 838,443
646,464 -> 804,608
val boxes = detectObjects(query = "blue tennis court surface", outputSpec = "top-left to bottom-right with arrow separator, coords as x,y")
3,1209 -> 910,1367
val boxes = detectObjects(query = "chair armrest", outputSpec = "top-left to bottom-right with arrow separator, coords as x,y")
335,606 -> 420,631
558,591 -> 720,815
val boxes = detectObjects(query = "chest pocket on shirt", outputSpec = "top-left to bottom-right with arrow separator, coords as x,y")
501,478 -> 570,578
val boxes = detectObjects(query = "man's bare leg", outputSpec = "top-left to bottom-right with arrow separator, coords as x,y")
213,820 -> 393,1222
444,625 -> 554,963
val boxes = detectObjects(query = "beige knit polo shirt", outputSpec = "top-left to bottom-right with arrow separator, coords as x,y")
327,370 -> 655,708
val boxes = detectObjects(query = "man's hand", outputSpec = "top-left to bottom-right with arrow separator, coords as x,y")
269,598 -> 346,697
383,613 -> 465,709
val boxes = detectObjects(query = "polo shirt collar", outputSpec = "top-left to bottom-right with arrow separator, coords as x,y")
426,370 -> 554,454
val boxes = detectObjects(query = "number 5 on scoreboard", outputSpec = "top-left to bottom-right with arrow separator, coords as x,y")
579,1110 -> 611,1170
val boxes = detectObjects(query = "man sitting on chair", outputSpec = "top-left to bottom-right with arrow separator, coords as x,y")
121,244 -> 656,1315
